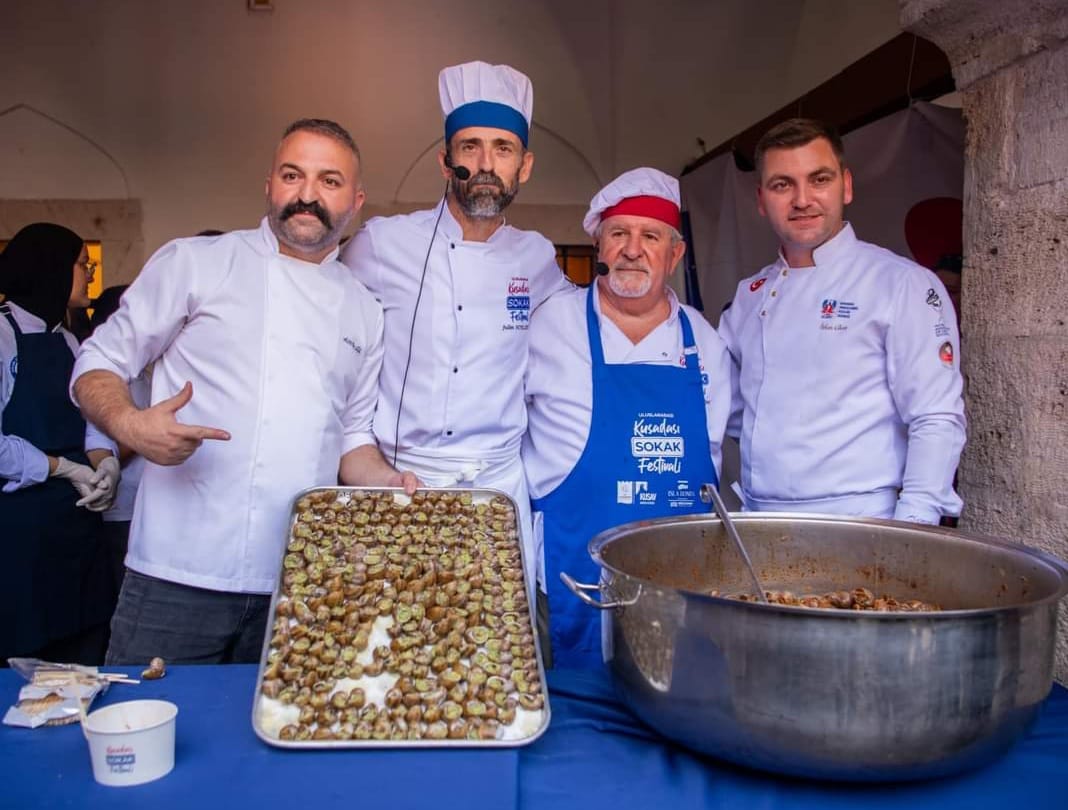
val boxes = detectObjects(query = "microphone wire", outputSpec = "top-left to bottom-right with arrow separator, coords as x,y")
391,182 -> 450,469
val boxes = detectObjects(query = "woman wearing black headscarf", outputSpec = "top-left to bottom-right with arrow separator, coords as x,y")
0,222 -> 118,662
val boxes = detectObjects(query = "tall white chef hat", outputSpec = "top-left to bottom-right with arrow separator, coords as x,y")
583,167 -> 682,237
439,61 -> 533,147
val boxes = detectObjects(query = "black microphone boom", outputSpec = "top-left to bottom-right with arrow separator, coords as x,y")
595,262 -> 610,276
444,153 -> 471,181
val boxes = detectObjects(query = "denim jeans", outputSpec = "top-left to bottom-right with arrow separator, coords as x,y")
105,570 -> 271,665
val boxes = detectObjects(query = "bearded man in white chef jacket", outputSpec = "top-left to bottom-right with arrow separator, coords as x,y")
341,62 -> 572,585
72,119 -> 416,665
523,169 -> 732,668
719,118 -> 965,523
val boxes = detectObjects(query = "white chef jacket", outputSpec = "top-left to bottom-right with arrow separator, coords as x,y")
0,302 -> 112,492
718,223 -> 965,524
341,202 -> 572,588
523,284 -> 733,584
72,219 -> 383,593
341,202 -> 572,460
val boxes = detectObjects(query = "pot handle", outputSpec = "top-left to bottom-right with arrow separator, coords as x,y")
559,572 -> 638,610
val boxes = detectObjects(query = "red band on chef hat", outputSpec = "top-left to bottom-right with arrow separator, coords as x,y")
600,195 -> 681,231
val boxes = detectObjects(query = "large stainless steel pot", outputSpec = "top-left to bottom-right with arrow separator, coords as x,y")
563,513 -> 1068,781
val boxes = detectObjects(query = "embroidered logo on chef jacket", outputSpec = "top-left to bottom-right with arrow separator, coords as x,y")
342,336 -> 362,354
749,277 -> 767,293
939,341 -> 954,367
934,321 -> 951,338
927,288 -> 942,310
504,276 -> 530,330
631,413 -> 684,474
821,299 -> 858,320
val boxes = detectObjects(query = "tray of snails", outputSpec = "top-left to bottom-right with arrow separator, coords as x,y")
252,487 -> 550,748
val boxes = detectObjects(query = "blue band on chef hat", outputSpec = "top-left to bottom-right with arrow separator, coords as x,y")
445,101 -> 529,147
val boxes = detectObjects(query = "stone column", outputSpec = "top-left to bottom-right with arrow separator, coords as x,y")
900,0 -> 1068,681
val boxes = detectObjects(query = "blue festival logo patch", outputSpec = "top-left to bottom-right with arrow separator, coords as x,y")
506,277 -> 530,325
821,299 -> 837,319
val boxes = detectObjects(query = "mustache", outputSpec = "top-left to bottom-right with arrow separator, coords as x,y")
613,261 -> 650,273
280,199 -> 331,227
464,171 -> 506,192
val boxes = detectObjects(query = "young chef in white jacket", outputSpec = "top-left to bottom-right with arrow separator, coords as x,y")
718,118 -> 965,524
523,169 -> 732,667
341,62 -> 572,586
72,120 -> 417,665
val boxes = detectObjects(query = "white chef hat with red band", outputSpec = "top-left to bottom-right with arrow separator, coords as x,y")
583,167 -> 682,236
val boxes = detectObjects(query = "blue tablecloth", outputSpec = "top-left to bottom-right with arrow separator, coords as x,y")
2,665 -> 1065,809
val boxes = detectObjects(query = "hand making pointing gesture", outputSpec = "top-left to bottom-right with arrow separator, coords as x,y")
123,381 -> 230,465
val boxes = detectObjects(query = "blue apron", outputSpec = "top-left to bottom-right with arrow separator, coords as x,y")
534,287 -> 717,668
0,305 -> 108,657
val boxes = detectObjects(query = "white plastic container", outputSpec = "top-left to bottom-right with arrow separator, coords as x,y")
82,700 -> 178,787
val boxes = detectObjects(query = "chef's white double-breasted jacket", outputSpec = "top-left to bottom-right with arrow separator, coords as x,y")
341,203 -> 571,464
73,219 -> 383,593
718,224 -> 965,524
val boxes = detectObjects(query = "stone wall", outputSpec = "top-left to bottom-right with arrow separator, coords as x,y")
901,0 -> 1068,681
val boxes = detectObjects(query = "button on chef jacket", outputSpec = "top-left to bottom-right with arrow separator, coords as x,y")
1,302 -> 113,490
524,285 -> 733,587
341,203 -> 571,460
72,220 -> 383,593
718,223 -> 965,524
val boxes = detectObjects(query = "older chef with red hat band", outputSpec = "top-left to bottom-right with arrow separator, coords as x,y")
523,168 -> 732,668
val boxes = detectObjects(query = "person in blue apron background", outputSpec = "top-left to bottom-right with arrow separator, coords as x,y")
0,222 -> 119,662
523,169 -> 733,668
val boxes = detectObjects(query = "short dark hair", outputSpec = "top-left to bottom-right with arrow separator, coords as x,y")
754,118 -> 845,176
282,118 -> 361,163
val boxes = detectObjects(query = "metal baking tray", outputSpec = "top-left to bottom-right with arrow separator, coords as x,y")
251,486 -> 551,748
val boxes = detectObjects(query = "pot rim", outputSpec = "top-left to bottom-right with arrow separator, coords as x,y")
587,511 -> 1068,617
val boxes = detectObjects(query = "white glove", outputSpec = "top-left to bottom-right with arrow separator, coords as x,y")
52,456 -> 115,511
76,456 -> 121,511
90,456 -> 121,495
51,456 -> 97,487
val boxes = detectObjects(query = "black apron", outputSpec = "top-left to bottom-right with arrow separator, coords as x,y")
0,306 -> 109,657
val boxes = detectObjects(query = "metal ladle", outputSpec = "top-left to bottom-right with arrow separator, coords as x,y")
700,483 -> 768,604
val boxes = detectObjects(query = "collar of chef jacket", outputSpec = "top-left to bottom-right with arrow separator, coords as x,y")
256,217 -> 341,265
776,221 -> 858,269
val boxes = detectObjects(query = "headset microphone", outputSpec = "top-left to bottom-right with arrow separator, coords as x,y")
444,152 -> 471,181
595,262 -> 610,276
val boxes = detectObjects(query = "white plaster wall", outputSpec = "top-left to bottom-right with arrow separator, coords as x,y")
0,0 -> 901,262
